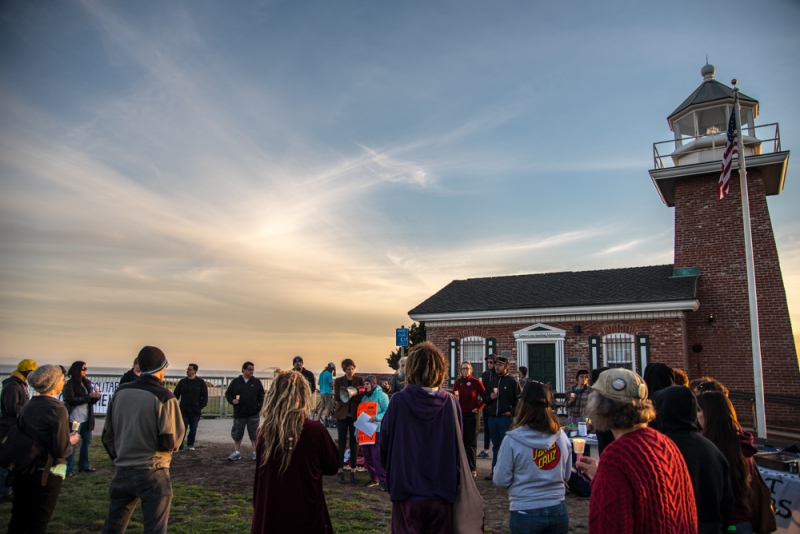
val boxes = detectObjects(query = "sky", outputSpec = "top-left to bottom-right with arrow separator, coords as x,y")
1,0 -> 798,374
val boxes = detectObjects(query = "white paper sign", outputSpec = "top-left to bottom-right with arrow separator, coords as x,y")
353,411 -> 377,437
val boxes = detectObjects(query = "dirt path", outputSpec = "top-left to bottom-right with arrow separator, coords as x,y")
169,443 -> 589,533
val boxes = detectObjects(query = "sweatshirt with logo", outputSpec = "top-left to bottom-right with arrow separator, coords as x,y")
492,425 -> 571,511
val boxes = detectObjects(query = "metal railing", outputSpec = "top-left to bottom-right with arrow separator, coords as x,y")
652,122 -> 781,170
0,373 -> 292,418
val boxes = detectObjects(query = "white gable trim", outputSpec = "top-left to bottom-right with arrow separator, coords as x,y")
514,324 -> 566,393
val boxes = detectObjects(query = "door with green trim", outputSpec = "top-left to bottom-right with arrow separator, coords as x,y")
527,344 -> 557,388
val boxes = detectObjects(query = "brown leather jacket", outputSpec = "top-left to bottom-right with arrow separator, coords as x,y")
332,375 -> 365,420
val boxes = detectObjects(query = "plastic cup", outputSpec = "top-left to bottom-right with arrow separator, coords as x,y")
578,421 -> 588,437
573,437 -> 586,463
71,421 -> 80,432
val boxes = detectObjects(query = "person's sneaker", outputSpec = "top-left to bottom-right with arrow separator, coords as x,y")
484,473 -> 493,481
365,480 -> 380,488
337,473 -> 346,484
477,450 -> 490,459
228,451 -> 241,461
355,466 -> 366,472
252,451 -> 257,461
343,465 -> 352,471
188,446 -> 195,451
379,481 -> 386,492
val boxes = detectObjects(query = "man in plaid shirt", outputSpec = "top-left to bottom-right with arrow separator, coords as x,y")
566,369 -> 591,424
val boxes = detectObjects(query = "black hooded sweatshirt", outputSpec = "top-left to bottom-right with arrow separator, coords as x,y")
653,386 -> 734,534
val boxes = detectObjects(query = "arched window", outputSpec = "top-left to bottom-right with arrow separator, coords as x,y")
460,336 -> 486,375
602,333 -> 636,372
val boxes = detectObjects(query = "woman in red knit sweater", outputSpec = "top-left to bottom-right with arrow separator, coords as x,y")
576,368 -> 697,534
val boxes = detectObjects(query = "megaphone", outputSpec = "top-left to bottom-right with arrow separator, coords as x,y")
339,386 -> 365,403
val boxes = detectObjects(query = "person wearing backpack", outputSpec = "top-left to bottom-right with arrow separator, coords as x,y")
6,364 -> 79,533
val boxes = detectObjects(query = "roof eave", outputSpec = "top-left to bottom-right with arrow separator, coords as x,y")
409,299 -> 700,322
649,151 -> 790,207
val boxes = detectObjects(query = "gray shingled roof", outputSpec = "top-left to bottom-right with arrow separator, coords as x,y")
408,264 -> 698,315
668,79 -> 757,122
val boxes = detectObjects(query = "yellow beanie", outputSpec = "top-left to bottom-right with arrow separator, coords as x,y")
17,359 -> 38,372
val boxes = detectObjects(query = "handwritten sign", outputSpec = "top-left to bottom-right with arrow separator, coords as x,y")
356,402 -> 378,445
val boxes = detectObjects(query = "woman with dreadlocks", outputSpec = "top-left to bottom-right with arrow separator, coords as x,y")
251,371 -> 339,534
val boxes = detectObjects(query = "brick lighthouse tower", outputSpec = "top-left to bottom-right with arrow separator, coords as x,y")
649,64 -> 798,432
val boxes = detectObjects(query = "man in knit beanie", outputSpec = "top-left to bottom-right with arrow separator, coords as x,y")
102,346 -> 184,534
0,359 -> 39,502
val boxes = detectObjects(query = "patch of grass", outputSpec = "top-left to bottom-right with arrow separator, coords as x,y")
0,441 -> 395,533
0,443 -> 252,534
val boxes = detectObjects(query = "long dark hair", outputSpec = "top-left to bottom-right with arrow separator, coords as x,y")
697,392 -> 751,512
512,383 -> 560,434
67,361 -> 86,383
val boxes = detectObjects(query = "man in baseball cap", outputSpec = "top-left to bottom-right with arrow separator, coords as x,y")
292,356 -> 316,394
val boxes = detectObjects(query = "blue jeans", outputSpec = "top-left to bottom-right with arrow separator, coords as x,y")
0,466 -> 11,495
66,422 -> 93,474
181,416 -> 201,449
509,502 -> 569,534
488,415 -> 513,472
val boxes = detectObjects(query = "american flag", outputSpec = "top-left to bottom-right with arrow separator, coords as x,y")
717,108 -> 738,200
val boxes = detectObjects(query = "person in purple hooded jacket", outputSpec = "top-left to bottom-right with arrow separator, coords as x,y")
380,342 -> 461,534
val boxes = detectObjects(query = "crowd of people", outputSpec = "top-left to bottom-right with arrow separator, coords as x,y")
0,344 -> 778,534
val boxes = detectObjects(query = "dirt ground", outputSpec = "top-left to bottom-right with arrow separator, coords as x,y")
169,441 -> 589,533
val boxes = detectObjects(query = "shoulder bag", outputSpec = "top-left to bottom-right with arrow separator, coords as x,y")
449,396 -> 485,534
750,466 -> 777,534
0,422 -> 53,486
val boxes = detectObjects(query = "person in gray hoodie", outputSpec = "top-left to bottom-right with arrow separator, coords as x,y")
493,381 -> 571,534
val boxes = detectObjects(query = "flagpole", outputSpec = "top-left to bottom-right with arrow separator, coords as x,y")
732,80 -> 767,438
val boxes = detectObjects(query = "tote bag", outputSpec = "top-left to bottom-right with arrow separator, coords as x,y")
450,396 -> 485,534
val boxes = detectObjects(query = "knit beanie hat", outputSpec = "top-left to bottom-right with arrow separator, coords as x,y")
576,369 -> 589,380
364,375 -> 377,387
28,364 -> 63,394
138,346 -> 168,374
592,368 -> 648,403
17,359 -> 38,372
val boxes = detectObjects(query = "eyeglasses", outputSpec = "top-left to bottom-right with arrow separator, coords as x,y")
81,368 -> 87,371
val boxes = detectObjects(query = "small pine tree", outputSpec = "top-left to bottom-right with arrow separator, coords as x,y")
386,322 -> 426,370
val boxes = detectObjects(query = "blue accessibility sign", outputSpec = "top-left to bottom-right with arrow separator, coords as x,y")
396,328 -> 409,347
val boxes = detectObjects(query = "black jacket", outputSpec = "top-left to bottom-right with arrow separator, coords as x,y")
119,369 -> 140,384
298,368 -> 316,393
17,396 -> 72,465
480,368 -> 497,388
63,377 -> 100,431
653,386 -> 734,532
482,374 -> 521,417
0,374 -> 30,438
225,376 -> 265,419
174,377 -> 209,417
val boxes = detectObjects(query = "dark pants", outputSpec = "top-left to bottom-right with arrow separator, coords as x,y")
391,499 -> 453,534
462,412 -> 480,472
482,410 -> 491,450
361,432 -> 385,483
489,415 -> 513,472
509,501 -> 569,534
337,417 -> 357,469
181,416 -> 201,449
8,471 -> 63,534
102,468 -> 172,534
66,421 -> 93,474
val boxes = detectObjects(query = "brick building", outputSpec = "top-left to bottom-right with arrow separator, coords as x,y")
409,65 -> 798,431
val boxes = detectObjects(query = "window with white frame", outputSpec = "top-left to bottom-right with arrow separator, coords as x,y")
460,337 -> 486,376
603,333 -> 636,372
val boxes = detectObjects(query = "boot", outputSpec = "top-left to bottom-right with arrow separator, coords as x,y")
337,472 -> 346,484
349,471 -> 357,484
